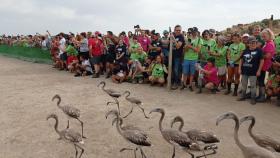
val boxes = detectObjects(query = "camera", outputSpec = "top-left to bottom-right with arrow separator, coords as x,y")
134,25 -> 140,29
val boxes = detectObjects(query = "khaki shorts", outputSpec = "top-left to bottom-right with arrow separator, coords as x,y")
218,66 -> 227,76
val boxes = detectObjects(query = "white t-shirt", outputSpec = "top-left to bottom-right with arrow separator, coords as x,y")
82,59 -> 93,73
59,38 -> 66,54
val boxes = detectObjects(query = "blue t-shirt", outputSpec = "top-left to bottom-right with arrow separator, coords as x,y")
241,48 -> 263,76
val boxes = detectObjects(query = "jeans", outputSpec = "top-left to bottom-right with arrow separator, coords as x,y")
172,57 -> 182,85
241,75 -> 257,98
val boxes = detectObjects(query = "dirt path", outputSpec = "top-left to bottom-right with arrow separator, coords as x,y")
0,56 -> 280,158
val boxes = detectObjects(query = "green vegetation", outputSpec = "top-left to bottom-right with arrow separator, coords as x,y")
0,45 -> 52,64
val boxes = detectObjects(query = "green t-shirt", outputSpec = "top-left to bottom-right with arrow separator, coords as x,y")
184,37 -> 203,60
66,45 -> 78,56
275,36 -> 280,55
256,35 -> 265,47
268,74 -> 279,88
200,39 -> 216,62
213,45 -> 228,67
129,42 -> 140,54
229,42 -> 246,62
130,51 -> 147,64
151,63 -> 166,78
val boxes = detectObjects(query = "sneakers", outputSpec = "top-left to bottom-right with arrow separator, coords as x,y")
180,85 -> 186,90
224,90 -> 231,95
189,86 -> 194,92
237,96 -> 246,101
92,73 -> 100,78
250,99 -> 256,105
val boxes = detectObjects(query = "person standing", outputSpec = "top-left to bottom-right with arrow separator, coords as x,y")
89,32 -> 104,78
238,36 -> 264,105
253,25 -> 265,48
200,30 -> 216,67
256,28 -> 276,102
170,25 -> 185,90
78,32 -> 89,59
225,33 -> 246,96
149,32 -> 162,60
161,30 -> 170,65
181,27 -> 203,91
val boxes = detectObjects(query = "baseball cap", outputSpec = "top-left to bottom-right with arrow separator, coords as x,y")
242,33 -> 250,38
248,36 -> 258,43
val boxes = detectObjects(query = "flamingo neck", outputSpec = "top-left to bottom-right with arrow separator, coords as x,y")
125,92 -> 130,99
52,117 -> 61,135
248,118 -> 256,140
159,111 -> 165,132
178,119 -> 184,131
233,115 -> 246,150
115,115 -> 123,137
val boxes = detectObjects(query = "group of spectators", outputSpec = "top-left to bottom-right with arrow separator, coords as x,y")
2,25 -> 280,106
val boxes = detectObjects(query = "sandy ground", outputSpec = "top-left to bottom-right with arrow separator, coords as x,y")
0,56 -> 280,158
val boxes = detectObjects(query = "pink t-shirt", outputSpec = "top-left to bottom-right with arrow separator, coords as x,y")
203,65 -> 219,85
137,35 -> 151,52
262,40 -> 275,71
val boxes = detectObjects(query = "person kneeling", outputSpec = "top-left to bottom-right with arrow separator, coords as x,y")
266,73 -> 280,106
197,57 -> 219,94
148,56 -> 168,86
75,55 -> 93,77
112,62 -> 128,84
238,36 -> 264,105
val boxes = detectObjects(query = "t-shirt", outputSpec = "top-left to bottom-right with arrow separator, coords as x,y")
149,39 -> 162,58
130,51 -> 147,64
200,39 -> 216,62
59,38 -> 66,54
213,46 -> 228,67
229,42 -> 246,63
184,37 -> 203,60
137,36 -> 151,52
267,74 -> 279,88
67,55 -> 78,65
66,45 -> 78,56
274,36 -> 280,55
203,65 -> 219,85
116,44 -> 128,63
82,59 -> 93,73
172,34 -> 185,59
88,38 -> 103,56
256,35 -> 265,47
151,63 -> 166,78
79,38 -> 89,52
262,40 -> 276,71
241,48 -> 263,76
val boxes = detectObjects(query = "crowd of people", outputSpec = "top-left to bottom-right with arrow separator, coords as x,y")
1,25 -> 280,106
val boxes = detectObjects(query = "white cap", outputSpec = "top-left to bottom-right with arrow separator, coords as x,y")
242,33 -> 249,38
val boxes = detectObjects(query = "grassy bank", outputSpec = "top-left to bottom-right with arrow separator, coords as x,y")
0,45 -> 52,64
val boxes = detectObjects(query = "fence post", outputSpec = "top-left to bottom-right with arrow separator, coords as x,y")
167,27 -> 173,90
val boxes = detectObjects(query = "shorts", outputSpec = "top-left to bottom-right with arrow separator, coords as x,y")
182,60 -> 197,75
218,66 -> 227,76
59,52 -> 67,61
105,53 -> 115,63
90,56 -> 102,65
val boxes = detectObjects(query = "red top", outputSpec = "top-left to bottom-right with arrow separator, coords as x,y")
67,55 -> 78,65
88,38 -> 104,56
262,40 -> 275,71
203,65 -> 220,86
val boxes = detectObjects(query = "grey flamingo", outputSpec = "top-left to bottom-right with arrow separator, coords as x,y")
149,108 -> 205,158
216,112 -> 276,158
171,116 -> 220,157
122,90 -> 150,119
106,110 -> 151,158
47,114 -> 84,158
98,81 -> 122,114
240,115 -> 280,152
52,94 -> 86,138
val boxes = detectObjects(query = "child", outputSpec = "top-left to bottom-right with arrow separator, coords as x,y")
74,55 -> 93,77
238,36 -> 264,105
149,55 -> 168,86
66,43 -> 78,73
128,46 -> 147,83
196,57 -> 219,94
266,73 -> 280,101
111,62 -> 128,84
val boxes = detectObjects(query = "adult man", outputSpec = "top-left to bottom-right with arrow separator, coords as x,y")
161,30 -> 170,65
252,25 -> 265,48
170,25 -> 185,89
149,33 -> 162,60
89,32 -> 104,78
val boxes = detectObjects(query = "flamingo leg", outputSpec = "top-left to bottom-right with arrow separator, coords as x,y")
184,149 -> 194,158
67,120 -> 70,129
77,118 -> 86,139
122,106 -> 134,118
75,144 -> 84,158
120,148 -> 137,158
74,144 -> 79,158
139,148 -> 147,158
136,104 -> 150,119
196,145 -> 217,158
172,146 -> 176,158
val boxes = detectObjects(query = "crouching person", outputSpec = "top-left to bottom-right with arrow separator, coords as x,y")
266,73 -> 280,106
197,57 -> 219,94
74,55 -> 93,77
112,62 -> 128,84
238,36 -> 264,105
149,55 -> 168,86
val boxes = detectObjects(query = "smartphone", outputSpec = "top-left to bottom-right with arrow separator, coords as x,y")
208,46 -> 211,51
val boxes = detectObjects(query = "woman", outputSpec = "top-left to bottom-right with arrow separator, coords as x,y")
78,32 -> 89,60
149,55 -> 168,86
200,30 -> 216,67
209,36 -> 228,89
225,33 -> 246,96
196,57 -> 219,94
256,28 -> 276,102
181,27 -> 203,91
238,36 -> 264,105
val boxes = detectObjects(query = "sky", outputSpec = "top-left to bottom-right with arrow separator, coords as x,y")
0,0 -> 279,35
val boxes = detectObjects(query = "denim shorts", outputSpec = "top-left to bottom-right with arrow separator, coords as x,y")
182,60 -> 197,75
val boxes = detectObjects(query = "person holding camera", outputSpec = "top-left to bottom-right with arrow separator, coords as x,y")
149,32 -> 162,60
137,29 -> 151,53
181,27 -> 203,91
149,55 -> 168,86
170,25 -> 185,90
200,30 -> 216,67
